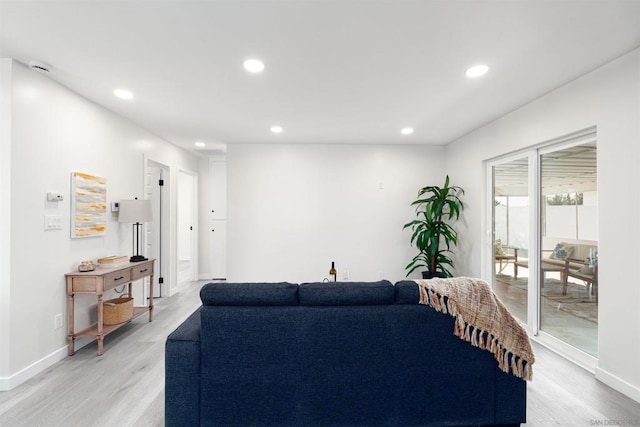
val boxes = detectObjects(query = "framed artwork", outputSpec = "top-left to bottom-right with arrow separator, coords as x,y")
71,172 -> 107,238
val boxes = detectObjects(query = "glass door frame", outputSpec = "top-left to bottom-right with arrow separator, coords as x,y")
485,151 -> 540,336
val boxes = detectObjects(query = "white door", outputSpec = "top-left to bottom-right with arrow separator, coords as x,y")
209,157 -> 227,279
178,171 -> 197,285
210,220 -> 227,279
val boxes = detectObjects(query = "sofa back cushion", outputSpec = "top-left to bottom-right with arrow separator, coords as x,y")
394,280 -> 420,304
200,282 -> 299,306
299,280 -> 394,305
548,242 -> 575,259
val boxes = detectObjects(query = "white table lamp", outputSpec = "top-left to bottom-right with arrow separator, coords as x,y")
118,198 -> 153,262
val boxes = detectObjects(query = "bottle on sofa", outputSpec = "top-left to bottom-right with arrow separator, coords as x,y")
329,262 -> 337,282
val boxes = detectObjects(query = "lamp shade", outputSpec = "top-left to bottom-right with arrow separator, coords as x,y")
118,199 -> 153,223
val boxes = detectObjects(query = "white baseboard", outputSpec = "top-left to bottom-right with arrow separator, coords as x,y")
532,333 -> 640,404
595,367 -> 640,404
197,274 -> 226,281
0,338 -> 92,391
0,346 -> 67,391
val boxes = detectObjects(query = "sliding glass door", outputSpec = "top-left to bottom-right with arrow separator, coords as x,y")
539,142 -> 598,357
492,157 -> 530,325
489,129 -> 598,358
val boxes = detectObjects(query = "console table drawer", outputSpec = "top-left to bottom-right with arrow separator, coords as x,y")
71,276 -> 99,292
104,270 -> 131,288
131,264 -> 153,281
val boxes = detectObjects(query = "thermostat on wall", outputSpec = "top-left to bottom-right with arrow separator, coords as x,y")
47,192 -> 63,201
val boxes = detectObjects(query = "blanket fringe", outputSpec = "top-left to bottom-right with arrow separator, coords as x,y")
464,324 -> 533,381
419,283 -> 533,381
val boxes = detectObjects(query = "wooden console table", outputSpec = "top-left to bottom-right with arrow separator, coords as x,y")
65,259 -> 155,356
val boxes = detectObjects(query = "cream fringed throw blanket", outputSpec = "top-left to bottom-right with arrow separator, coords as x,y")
416,277 -> 535,381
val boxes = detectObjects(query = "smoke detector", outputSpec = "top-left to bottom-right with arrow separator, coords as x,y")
29,60 -> 52,73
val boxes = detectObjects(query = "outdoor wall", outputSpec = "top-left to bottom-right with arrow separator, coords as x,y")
445,49 -> 640,401
545,205 -> 597,241
496,202 -> 598,250
0,60 -> 199,390
227,143 -> 446,283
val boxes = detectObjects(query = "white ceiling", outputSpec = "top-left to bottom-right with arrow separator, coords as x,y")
1,1 -> 639,155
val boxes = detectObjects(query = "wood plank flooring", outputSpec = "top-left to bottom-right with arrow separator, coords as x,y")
1,280 -> 639,426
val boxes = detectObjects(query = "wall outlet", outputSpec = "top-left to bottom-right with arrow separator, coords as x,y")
54,313 -> 63,329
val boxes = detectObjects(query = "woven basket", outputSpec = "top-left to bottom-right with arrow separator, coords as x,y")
103,294 -> 134,325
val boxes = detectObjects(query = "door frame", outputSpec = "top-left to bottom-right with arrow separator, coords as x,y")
485,127 -> 598,372
485,150 -> 540,336
144,157 -> 171,297
177,169 -> 198,285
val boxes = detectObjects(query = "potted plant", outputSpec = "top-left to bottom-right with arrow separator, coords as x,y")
403,175 -> 464,279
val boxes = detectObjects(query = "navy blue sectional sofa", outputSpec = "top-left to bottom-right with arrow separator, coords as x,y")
165,280 -> 527,426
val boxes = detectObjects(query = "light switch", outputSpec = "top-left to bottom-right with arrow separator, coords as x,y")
44,215 -> 63,230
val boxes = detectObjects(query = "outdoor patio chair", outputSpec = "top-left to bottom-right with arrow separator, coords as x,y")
494,240 -> 518,273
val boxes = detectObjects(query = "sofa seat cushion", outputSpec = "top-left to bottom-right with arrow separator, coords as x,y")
200,282 -> 299,306
299,280 -> 394,305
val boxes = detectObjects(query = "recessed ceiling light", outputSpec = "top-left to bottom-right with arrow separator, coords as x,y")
113,88 -> 134,100
243,59 -> 265,73
465,65 -> 489,78
270,125 -> 283,134
28,60 -> 51,73
401,127 -> 414,135
194,141 -> 206,147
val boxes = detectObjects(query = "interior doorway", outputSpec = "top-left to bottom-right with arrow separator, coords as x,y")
177,170 -> 197,286
145,159 -> 170,298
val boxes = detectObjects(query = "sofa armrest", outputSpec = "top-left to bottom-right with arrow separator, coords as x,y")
165,308 -> 202,427
565,257 -> 588,267
564,258 -> 598,282
494,360 -> 527,424
503,246 -> 519,257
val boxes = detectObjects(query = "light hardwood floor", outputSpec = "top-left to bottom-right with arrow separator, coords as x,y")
1,280 -> 639,426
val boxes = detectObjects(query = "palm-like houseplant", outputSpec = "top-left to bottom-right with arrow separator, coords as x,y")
403,175 -> 464,278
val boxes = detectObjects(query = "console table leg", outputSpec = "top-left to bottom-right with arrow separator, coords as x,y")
68,337 -> 75,356
67,294 -> 75,356
97,294 -> 104,356
149,274 -> 154,322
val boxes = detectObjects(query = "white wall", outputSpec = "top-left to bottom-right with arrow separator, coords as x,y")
0,59 -> 13,384
0,60 -> 199,389
227,143 -> 446,283
177,170 -> 193,261
197,157 -> 212,276
445,49 -> 640,401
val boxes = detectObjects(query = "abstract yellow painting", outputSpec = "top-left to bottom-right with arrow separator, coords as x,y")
71,172 -> 107,238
